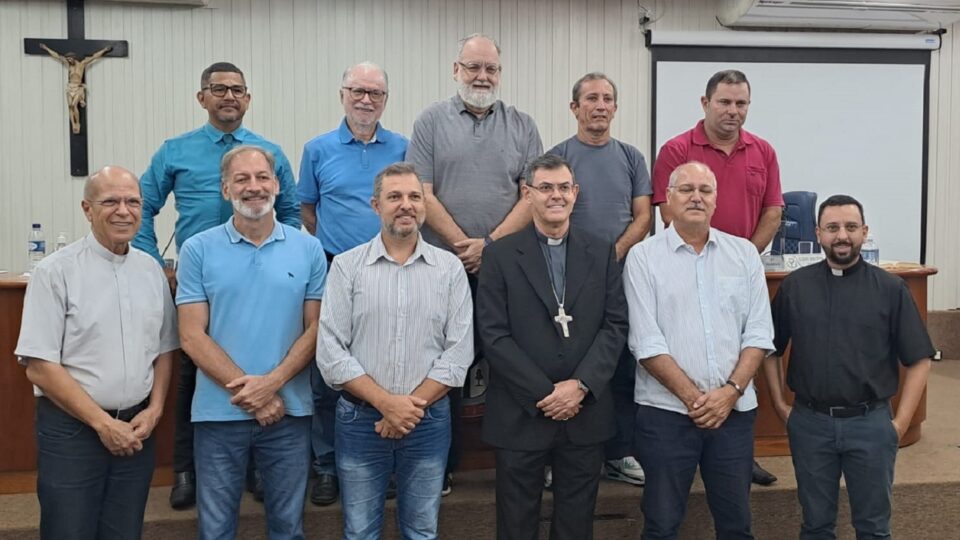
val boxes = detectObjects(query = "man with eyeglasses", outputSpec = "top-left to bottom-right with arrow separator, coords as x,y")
651,69 -> 784,486
133,61 -> 300,510
547,72 -> 652,489
406,32 -> 543,494
624,161 -> 774,539
16,166 -> 179,539
297,62 -> 407,507
477,154 -> 627,540
764,194 -> 933,540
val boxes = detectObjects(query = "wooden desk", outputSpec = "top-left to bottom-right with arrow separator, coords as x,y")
754,264 -> 937,456
0,275 -> 177,494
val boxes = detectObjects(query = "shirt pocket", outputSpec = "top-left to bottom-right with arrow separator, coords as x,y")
717,276 -> 748,317
745,166 -> 768,197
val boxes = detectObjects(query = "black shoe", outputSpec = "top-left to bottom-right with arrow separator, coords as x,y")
169,471 -> 196,510
386,476 -> 397,500
246,467 -> 265,502
441,473 -> 452,497
310,474 -> 339,506
752,460 -> 777,486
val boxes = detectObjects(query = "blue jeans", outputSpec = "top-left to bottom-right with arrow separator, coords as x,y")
787,402 -> 899,540
336,395 -> 451,540
310,362 -> 339,476
35,397 -> 156,540
634,405 -> 756,540
194,416 -> 311,540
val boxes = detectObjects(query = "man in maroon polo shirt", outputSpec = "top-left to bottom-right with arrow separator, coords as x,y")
653,69 -> 783,253
652,69 -> 783,486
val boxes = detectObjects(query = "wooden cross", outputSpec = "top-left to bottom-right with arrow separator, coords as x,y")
24,0 -> 128,177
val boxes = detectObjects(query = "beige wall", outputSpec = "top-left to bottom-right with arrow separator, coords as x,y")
1,0 -> 957,308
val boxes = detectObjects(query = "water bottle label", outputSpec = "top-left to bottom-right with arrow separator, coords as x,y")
29,240 -> 46,252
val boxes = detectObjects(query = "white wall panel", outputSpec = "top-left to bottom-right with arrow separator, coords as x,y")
0,0 -> 957,307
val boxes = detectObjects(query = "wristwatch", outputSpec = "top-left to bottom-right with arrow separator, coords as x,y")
725,379 -> 745,396
483,235 -> 494,247
576,379 -> 590,395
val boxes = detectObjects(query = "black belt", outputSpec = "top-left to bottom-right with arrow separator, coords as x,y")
105,399 -> 150,422
797,398 -> 886,418
341,391 -> 371,408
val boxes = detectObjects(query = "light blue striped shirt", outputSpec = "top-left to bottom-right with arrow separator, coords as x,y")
317,233 -> 474,394
623,226 -> 774,415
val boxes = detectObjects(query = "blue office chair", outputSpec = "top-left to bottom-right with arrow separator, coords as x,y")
772,191 -> 820,254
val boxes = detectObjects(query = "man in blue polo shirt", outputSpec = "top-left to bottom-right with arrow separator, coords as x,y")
134,61 -> 300,509
177,145 -> 326,540
297,61 -> 407,506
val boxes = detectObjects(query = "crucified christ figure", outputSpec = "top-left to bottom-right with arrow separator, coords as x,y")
39,43 -> 112,134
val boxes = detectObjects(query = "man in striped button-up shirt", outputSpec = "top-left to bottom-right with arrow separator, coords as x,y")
317,162 -> 474,540
623,161 -> 774,540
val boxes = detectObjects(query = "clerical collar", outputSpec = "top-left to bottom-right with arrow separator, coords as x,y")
827,256 -> 865,277
535,229 -> 567,246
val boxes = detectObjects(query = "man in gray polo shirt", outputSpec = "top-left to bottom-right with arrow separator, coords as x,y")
406,32 -> 542,272
406,32 -> 543,491
547,72 -> 652,488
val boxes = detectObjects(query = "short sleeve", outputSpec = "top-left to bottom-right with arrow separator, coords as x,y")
175,238 -> 208,305
15,263 -> 67,364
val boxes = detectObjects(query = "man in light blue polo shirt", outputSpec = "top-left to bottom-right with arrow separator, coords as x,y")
297,61 -> 407,506
134,61 -> 300,509
177,145 -> 326,540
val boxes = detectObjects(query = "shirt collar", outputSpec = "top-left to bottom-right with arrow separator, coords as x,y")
202,122 -> 249,144
365,232 -> 435,266
84,233 -> 128,264
691,120 -> 753,149
824,255 -> 866,277
337,117 -> 384,145
224,216 -> 285,246
452,94 -> 502,118
534,227 -> 568,246
665,224 -> 718,253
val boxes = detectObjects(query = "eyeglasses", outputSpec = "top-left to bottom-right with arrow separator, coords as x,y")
342,87 -> 387,102
821,223 -> 862,234
89,197 -> 143,209
202,84 -> 248,98
457,62 -> 502,77
529,182 -> 574,195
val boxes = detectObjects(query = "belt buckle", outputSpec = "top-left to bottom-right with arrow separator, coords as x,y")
828,405 -> 845,417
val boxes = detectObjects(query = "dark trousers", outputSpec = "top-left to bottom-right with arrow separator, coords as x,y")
36,397 -> 156,540
310,361 -> 339,476
787,402 -> 898,540
604,347 -> 638,460
495,433 -> 604,540
172,351 -> 197,473
634,405 -> 756,540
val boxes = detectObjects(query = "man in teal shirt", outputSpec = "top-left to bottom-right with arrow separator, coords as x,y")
133,62 -> 300,510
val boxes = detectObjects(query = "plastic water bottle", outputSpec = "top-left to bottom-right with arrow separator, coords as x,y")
27,223 -> 46,273
55,232 -> 68,252
862,235 -> 880,265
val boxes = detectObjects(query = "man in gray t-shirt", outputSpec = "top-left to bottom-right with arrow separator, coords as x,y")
548,72 -> 652,488
406,33 -> 542,274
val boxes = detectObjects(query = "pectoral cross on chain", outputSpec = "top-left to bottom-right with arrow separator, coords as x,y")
554,306 -> 573,338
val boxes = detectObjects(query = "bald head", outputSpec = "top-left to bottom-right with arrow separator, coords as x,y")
666,161 -> 718,230
81,166 -> 143,255
342,61 -> 388,90
84,166 -> 141,201
668,161 -> 716,190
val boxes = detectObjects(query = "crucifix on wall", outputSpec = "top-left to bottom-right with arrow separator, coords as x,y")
24,0 -> 128,177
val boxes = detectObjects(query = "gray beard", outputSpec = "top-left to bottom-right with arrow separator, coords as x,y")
458,83 -> 498,111
232,194 -> 275,220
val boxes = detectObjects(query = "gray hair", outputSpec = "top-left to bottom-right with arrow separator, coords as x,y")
341,61 -> 389,91
572,72 -> 618,104
373,162 -> 423,199
220,145 -> 276,182
458,33 -> 501,60
668,161 -> 715,188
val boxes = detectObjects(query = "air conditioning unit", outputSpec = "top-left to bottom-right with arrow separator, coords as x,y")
718,0 -> 960,30
98,0 -> 210,6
